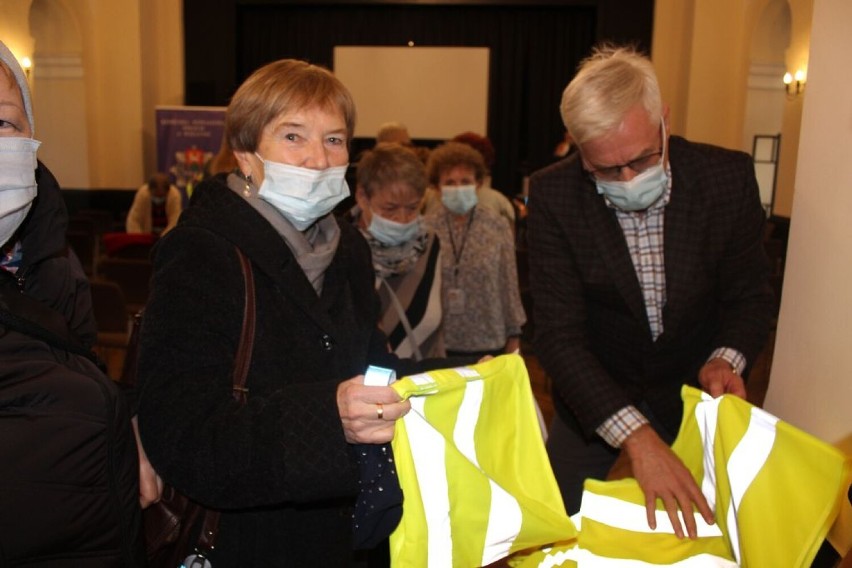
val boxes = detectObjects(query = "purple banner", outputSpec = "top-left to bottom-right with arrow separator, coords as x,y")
155,106 -> 226,201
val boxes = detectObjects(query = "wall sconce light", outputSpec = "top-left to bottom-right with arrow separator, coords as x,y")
783,69 -> 805,96
20,57 -> 32,79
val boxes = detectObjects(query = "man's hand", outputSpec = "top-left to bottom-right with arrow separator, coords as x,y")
621,425 -> 714,539
699,358 -> 746,399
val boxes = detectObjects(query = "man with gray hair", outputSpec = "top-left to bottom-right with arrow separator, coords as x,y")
527,44 -> 773,539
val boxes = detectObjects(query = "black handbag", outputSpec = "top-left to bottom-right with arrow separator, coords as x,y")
122,246 -> 255,567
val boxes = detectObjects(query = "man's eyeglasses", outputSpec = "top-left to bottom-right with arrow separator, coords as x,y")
586,150 -> 663,182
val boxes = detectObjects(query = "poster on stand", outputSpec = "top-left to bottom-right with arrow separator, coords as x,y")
155,106 -> 226,203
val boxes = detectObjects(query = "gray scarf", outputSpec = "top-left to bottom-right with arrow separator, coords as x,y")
227,173 -> 340,294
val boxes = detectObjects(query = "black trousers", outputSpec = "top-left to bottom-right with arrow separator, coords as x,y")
545,412 -> 619,515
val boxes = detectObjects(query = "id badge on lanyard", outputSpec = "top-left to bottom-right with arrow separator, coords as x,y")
445,210 -> 474,316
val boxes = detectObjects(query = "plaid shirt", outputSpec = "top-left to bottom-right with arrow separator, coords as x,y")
596,171 -> 745,447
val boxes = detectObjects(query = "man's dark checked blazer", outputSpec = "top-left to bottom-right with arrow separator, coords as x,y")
527,135 -> 775,440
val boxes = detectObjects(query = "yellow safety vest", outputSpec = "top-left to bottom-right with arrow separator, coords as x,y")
510,385 -> 852,567
389,354 -> 576,568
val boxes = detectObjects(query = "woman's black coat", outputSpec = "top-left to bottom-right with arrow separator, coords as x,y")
136,176 -> 423,565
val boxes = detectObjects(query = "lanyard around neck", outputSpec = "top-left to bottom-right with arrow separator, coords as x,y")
445,209 -> 475,272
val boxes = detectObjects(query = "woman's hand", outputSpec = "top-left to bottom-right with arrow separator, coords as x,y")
504,335 -> 521,355
337,376 -> 410,444
132,416 -> 164,509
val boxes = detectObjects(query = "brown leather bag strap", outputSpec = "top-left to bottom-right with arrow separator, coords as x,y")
195,245 -> 255,553
231,246 -> 255,404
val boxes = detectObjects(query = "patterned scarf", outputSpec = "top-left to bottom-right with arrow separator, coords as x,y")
359,225 -> 429,280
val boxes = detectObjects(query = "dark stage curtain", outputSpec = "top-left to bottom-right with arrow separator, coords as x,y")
234,4 -> 593,196
185,2 -> 652,195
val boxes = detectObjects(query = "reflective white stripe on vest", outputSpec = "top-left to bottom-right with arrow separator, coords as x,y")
696,393 -> 719,511
452,378 -> 524,565
406,395 -> 452,568
723,407 -> 777,565
579,491 -> 722,538
693,391 -> 779,564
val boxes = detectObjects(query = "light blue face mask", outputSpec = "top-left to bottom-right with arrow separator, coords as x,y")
255,153 -> 350,230
440,184 -> 478,215
594,122 -> 669,212
368,211 -> 421,246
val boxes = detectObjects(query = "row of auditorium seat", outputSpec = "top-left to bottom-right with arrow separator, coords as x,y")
69,209 -> 153,379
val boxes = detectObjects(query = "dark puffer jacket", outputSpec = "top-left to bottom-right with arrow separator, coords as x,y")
12,161 -> 97,349
0,273 -> 144,566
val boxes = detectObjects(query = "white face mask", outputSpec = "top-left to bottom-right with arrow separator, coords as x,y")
255,154 -> 350,231
0,137 -> 40,247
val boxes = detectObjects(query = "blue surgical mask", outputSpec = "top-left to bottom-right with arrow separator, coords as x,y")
0,137 -> 40,248
594,122 -> 669,212
595,162 -> 668,211
256,154 -> 349,231
367,211 -> 421,246
441,184 -> 478,215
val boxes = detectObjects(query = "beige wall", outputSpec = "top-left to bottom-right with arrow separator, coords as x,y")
764,0 -> 852,549
773,0 -> 812,217
81,0 -> 144,187
0,0 -> 182,188
652,0 -> 811,217
139,0 -> 184,179
0,1 -> 35,59
650,0 -> 694,137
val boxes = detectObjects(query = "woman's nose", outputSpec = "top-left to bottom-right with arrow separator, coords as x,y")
302,140 -> 330,170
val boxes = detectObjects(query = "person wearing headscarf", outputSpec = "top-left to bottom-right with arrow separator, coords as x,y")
0,42 -> 96,349
0,38 -> 144,566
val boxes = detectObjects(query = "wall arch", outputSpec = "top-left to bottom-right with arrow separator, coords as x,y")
742,0 -> 790,212
29,0 -> 90,186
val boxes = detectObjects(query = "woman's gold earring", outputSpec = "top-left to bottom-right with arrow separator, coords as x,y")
244,174 -> 252,197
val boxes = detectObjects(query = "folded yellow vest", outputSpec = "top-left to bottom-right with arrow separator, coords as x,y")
511,385 -> 852,567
